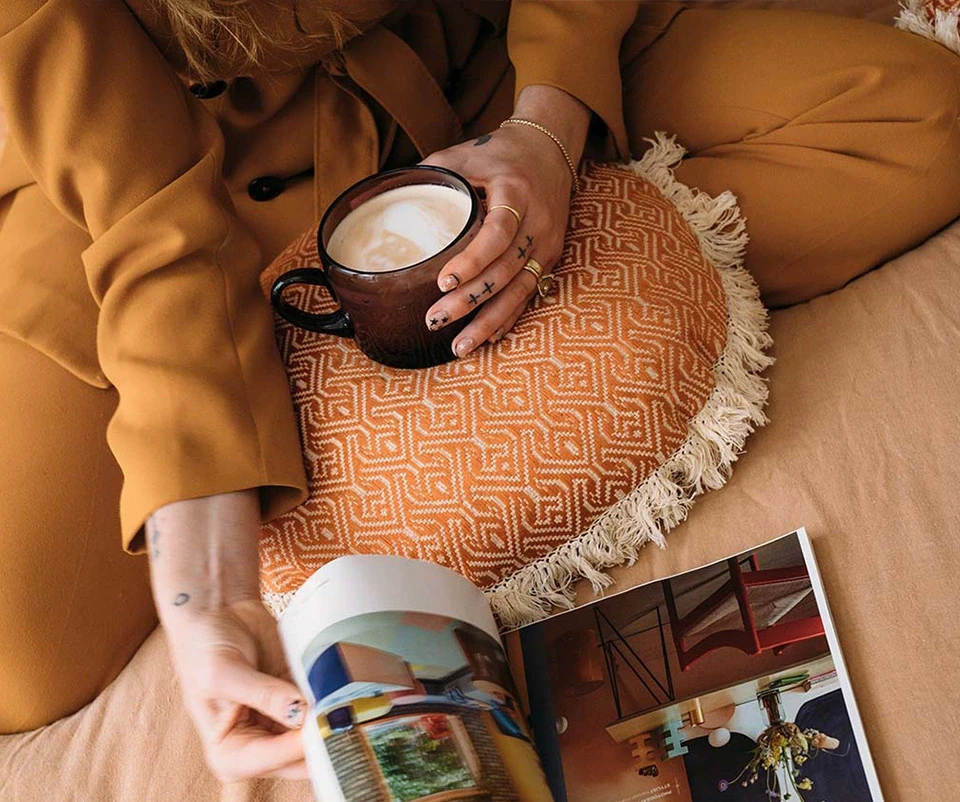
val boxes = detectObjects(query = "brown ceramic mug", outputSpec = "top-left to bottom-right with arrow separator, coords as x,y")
271,166 -> 484,369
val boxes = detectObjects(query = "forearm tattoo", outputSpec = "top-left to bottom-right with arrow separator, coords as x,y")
147,519 -> 161,560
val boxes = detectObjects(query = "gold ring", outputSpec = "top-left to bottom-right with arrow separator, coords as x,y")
521,258 -> 556,298
521,258 -> 543,281
487,204 -> 522,227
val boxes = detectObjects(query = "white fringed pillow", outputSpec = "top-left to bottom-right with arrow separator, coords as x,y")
258,135 -> 773,626
896,0 -> 960,54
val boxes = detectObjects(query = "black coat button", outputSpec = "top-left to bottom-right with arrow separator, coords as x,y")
248,176 -> 286,202
189,80 -> 228,99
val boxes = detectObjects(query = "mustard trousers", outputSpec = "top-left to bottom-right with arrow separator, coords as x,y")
3,8 -> 960,732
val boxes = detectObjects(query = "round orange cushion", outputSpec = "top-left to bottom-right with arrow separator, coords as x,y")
258,140 -> 772,625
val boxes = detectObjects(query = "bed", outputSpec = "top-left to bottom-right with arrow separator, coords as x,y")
7,2 -> 960,800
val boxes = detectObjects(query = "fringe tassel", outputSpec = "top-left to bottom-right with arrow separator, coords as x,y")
896,0 -> 960,56
263,590 -> 293,618
262,134 -> 775,626
487,133 -> 773,628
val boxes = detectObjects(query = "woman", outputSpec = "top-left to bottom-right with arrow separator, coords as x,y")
1,0 -> 958,782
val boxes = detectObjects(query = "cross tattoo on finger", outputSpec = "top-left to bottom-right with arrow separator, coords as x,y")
517,233 -> 534,260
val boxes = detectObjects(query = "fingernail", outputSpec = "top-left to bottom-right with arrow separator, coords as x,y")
427,311 -> 450,331
286,699 -> 305,727
439,274 -> 460,292
454,337 -> 475,358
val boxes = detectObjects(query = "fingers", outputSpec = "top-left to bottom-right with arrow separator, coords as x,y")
427,219 -> 561,357
209,652 -> 307,731
438,186 -> 525,290
262,760 -> 311,781
485,294 -> 532,345
427,223 -> 539,327
199,654 -> 308,783
420,134 -> 570,352
208,725 -> 307,783
451,262 -> 548,357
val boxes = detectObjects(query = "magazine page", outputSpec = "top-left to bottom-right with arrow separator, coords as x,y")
504,529 -> 884,802
279,555 -> 555,802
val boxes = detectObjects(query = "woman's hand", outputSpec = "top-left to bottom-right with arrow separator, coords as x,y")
421,85 -> 591,357
147,491 -> 308,783
163,600 -> 308,783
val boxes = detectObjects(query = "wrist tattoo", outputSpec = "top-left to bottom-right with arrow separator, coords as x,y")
173,592 -> 191,607
147,519 -> 161,560
473,134 -> 492,146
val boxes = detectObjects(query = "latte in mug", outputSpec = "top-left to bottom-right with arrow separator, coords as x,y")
271,165 -> 483,369
326,183 -> 472,272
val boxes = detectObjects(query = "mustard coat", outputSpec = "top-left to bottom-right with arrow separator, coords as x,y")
0,0 -> 662,547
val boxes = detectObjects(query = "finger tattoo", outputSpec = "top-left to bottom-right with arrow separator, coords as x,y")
482,281 -> 494,296
473,134 -> 492,146
517,234 -> 533,260
173,593 -> 191,607
427,311 -> 450,331
467,292 -> 481,306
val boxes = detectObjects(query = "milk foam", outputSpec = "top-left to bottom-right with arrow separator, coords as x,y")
326,183 -> 472,272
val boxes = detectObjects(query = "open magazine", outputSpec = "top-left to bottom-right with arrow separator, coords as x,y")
279,529 -> 885,802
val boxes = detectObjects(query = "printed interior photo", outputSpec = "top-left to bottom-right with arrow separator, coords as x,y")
505,531 -> 883,802
300,610 -> 553,802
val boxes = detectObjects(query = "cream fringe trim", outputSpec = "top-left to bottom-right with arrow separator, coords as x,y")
896,1 -> 960,56
488,134 -> 772,627
262,133 -> 774,625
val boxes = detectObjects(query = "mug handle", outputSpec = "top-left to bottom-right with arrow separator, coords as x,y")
270,267 -> 354,337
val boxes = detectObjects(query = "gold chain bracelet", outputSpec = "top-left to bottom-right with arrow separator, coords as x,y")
499,118 -> 581,194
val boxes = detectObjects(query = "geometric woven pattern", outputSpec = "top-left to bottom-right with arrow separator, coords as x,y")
258,161 -> 727,598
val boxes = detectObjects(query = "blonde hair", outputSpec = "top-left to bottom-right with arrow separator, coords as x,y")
156,0 -> 353,78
